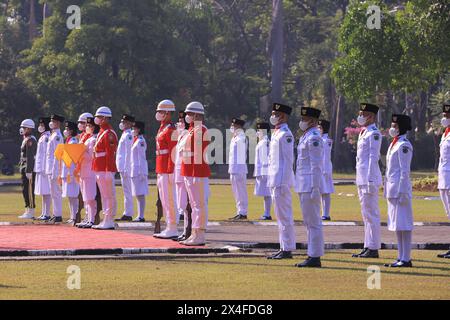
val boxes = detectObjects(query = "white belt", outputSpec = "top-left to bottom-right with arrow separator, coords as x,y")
183,152 -> 194,157
95,152 -> 106,158
156,149 -> 169,156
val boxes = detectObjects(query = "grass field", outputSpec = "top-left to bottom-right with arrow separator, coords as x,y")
0,184 -> 448,223
0,250 -> 448,300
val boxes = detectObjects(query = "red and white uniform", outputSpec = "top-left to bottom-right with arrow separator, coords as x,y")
93,123 -> 118,220
180,123 -> 211,229
156,121 -> 178,227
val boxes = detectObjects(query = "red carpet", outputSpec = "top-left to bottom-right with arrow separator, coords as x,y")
0,225 -> 193,251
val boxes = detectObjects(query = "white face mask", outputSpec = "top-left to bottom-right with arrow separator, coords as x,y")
185,115 -> 194,124
94,117 -> 102,125
119,123 -> 125,131
389,127 -> 399,138
357,115 -> 367,126
85,126 -> 93,135
230,126 -> 235,134
49,121 -> 55,130
38,126 -> 45,133
19,128 -> 25,136
441,118 -> 450,128
132,130 -> 138,137
299,121 -> 310,131
63,130 -> 69,138
176,121 -> 185,131
257,131 -> 265,140
155,112 -> 165,122
270,115 -> 279,126
78,123 -> 86,132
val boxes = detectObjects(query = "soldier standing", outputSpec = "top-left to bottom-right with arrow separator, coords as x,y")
18,119 -> 37,219
254,122 -> 272,220
266,103 -> 296,260
352,103 -> 382,259
318,120 -> 335,221
34,117 -> 51,220
228,118 -> 249,220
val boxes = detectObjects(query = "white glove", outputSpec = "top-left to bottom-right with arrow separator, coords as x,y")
26,173 -> 32,180
398,193 -> 409,205
367,183 -> 378,195
310,187 -> 321,201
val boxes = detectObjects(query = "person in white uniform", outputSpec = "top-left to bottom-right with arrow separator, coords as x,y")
34,117 -> 52,220
130,121 -> 149,222
61,121 -> 80,225
45,114 -> 65,223
294,107 -> 324,268
352,103 -> 382,259
318,120 -> 335,221
115,114 -> 135,221
75,117 -> 99,229
174,111 -> 193,242
437,103 -> 450,259
383,114 -> 414,268
266,103 -> 296,260
254,122 -> 272,220
229,118 -> 249,220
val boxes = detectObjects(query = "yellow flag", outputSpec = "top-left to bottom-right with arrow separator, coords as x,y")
54,144 -> 86,168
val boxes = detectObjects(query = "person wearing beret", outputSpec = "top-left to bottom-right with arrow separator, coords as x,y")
129,121 -> 149,222
61,121 -> 80,225
384,114 -> 414,268
254,122 -> 273,220
318,120 -> 335,221
294,107 -> 325,268
115,114 -> 136,222
352,103 -> 382,259
437,103 -> 450,259
33,117 -> 52,221
266,103 -> 296,260
228,118 -> 249,221
44,114 -> 65,223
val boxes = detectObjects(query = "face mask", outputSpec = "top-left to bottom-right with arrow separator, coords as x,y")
176,122 -> 184,131
19,128 -> 25,136
257,131 -> 265,140
441,118 -> 450,128
49,121 -> 55,130
155,112 -> 165,122
78,123 -> 86,132
94,117 -> 101,125
230,127 -> 235,134
132,130 -> 138,137
85,126 -> 93,135
389,127 -> 399,138
119,123 -> 125,131
38,126 -> 45,133
185,115 -> 194,124
63,130 -> 69,138
270,115 -> 279,126
299,121 -> 310,131
357,115 -> 367,126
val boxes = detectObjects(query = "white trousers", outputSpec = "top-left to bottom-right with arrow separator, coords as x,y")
176,181 -> 189,226
439,189 -> 450,218
157,174 -> 177,226
271,185 -> 296,252
85,199 -> 97,223
136,195 -> 146,219
120,173 -> 133,217
396,231 -> 412,261
357,186 -> 381,250
321,193 -> 331,218
230,173 -> 248,215
41,194 -> 51,216
68,197 -> 79,220
299,193 -> 324,257
95,172 -> 117,219
49,177 -> 62,217
263,196 -> 272,217
184,177 -> 209,229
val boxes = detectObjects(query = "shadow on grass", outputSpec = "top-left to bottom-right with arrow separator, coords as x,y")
0,284 -> 26,289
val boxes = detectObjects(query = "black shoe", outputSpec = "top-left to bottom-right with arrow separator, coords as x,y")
133,217 -> 146,223
295,257 -> 322,268
179,215 -> 184,221
38,215 -> 51,221
352,248 -> 368,258
48,216 -> 62,223
359,249 -> 379,258
259,216 -> 272,221
229,214 -> 248,221
385,260 -> 412,268
322,216 -> 331,221
437,250 -> 450,258
174,234 -> 187,242
115,215 -> 133,222
267,250 -> 292,260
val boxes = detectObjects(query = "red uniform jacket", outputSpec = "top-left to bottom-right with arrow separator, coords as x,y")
92,124 -> 118,172
79,132 -> 91,144
156,122 -> 177,174
181,123 -> 211,178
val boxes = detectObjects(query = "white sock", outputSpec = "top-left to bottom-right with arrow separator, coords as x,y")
263,196 -> 272,217
137,195 -> 146,219
42,195 -> 51,216
322,194 -> 331,217
396,231 -> 403,261
69,197 -> 79,220
402,231 -> 412,262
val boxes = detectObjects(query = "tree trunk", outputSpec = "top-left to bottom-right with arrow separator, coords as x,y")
267,0 -> 284,103
332,95 -> 346,169
43,2 -> 52,37
29,0 -> 37,41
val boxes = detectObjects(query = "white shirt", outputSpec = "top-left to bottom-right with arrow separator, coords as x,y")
356,123 -> 382,186
116,129 -> 133,174
45,129 -> 63,178
439,131 -> 450,172
267,123 -> 295,188
385,135 -> 413,198
79,135 -> 97,178
322,133 -> 333,175
130,135 -> 148,178
228,129 -> 248,175
34,131 -> 50,173
254,135 -> 270,177
175,128 -> 188,183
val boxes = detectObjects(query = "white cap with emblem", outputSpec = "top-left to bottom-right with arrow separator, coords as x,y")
20,119 -> 35,129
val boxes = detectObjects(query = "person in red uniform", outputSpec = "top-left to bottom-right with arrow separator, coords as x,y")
153,100 -> 179,239
179,101 -> 211,246
92,106 -> 119,230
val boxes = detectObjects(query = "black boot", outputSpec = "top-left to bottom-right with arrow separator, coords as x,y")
359,249 -> 379,258
295,257 -> 322,268
352,248 -> 368,258
267,250 -> 292,260
437,250 -> 450,258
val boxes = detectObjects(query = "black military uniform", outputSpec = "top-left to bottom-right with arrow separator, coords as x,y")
20,134 -> 37,210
